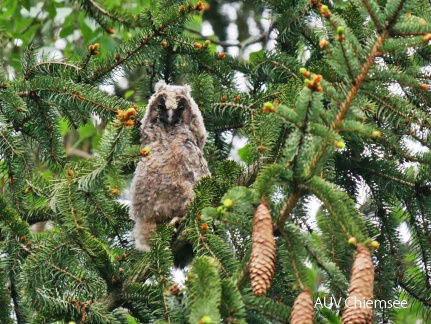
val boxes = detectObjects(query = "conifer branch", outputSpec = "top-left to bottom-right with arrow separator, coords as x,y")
9,274 -> 28,324
105,126 -> 125,164
18,87 -> 118,114
84,191 -> 128,249
366,92 -> 413,123
328,228 -> 338,267
387,0 -> 407,26
303,243 -> 348,297
83,0 -> 136,27
163,34 -> 195,48
276,191 -> 302,229
76,231 -> 118,291
322,86 -> 342,105
339,41 -> 356,83
3,0 -> 431,320
217,217 -> 251,233
184,27 -> 241,47
89,5 -> 201,82
387,141 -> 428,164
367,77 -> 424,91
280,4 -> 311,36
399,281 -> 431,307
0,131 -> 31,177
11,115 -> 31,131
67,181 -> 82,229
392,31 -> 431,36
331,32 -> 388,129
300,181 -> 351,239
371,200 -> 406,292
128,263 -> 151,285
48,263 -> 86,285
242,20 -> 275,49
287,96 -> 314,182
35,99 -> 63,165
210,123 -> 244,132
411,197 -> 431,288
362,168 -> 415,188
24,210 -> 54,225
162,285 -> 171,323
67,182 -> 117,290
8,186 -> 24,219
233,259 -> 250,288
410,133 -> 431,151
244,298 -> 291,322
307,32 -> 388,176
273,127 -> 290,164
279,228 -> 305,290
263,60 -> 300,80
362,0 -> 383,31
26,243 -> 68,275
213,102 -> 256,115
379,38 -> 427,53
82,52 -> 94,72
253,90 -> 282,106
236,159 -> 262,187
194,220 -> 230,278
122,301 -> 149,322
24,62 -> 81,80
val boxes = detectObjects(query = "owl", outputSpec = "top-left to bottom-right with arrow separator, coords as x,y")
129,80 -> 210,251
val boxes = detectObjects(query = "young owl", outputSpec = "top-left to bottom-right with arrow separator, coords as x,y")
129,80 -> 209,251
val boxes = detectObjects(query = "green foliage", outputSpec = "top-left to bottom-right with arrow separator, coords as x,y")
1,0 -> 431,322
187,256 -> 222,323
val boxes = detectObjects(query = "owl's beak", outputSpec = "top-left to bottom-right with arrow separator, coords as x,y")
159,107 -> 182,125
167,109 -> 174,123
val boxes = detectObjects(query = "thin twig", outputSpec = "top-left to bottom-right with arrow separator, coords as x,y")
276,191 -> 302,229
86,0 -> 132,25
184,27 -> 240,47
90,5 -> 200,81
194,220 -> 230,278
24,61 -> 81,80
362,0 -> 383,32
279,227 -> 305,290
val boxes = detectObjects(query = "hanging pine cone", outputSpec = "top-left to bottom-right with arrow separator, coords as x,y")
249,200 -> 276,296
342,244 -> 374,324
290,290 -> 314,324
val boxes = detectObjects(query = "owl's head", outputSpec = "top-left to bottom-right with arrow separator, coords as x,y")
141,80 -> 207,149
146,80 -> 193,125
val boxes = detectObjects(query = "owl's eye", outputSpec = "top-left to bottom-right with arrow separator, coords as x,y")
156,96 -> 166,111
177,98 -> 186,111
184,139 -> 195,148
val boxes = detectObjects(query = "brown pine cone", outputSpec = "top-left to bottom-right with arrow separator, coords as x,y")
342,244 -> 374,324
249,200 -> 276,296
290,290 -> 314,324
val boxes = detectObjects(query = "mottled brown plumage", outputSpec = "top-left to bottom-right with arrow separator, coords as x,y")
130,80 -> 209,251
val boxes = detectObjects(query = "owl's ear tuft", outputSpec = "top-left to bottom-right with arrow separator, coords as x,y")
155,80 -> 167,92
181,84 -> 192,96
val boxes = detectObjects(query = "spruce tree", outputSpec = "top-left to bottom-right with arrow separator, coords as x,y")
1,0 -> 431,323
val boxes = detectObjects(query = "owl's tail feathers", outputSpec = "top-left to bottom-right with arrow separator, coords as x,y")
133,220 -> 157,252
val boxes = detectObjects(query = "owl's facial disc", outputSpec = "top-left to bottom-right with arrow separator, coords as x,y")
157,96 -> 186,125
